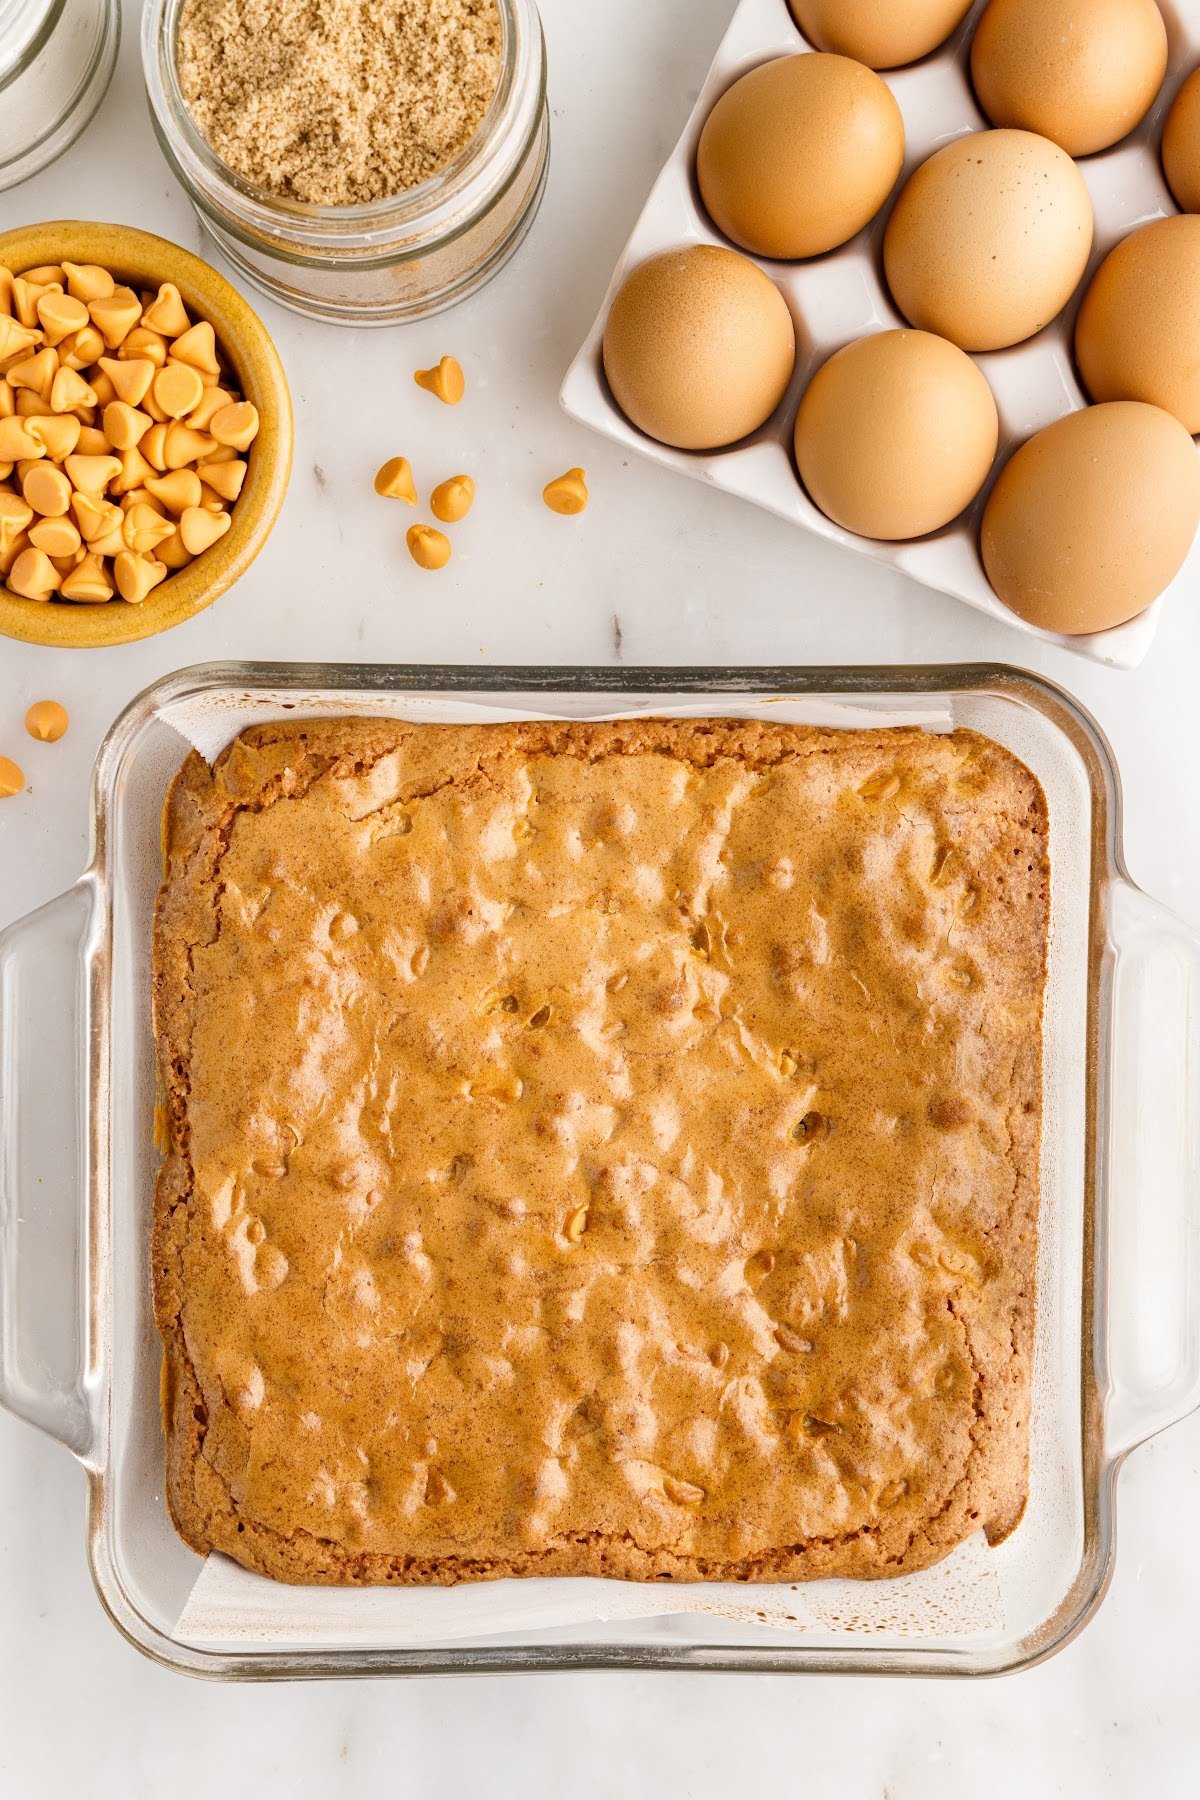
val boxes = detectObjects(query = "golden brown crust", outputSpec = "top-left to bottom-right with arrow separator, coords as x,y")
152,717 -> 1048,1586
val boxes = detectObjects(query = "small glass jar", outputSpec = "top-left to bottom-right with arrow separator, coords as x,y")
141,0 -> 549,326
0,0 -> 120,192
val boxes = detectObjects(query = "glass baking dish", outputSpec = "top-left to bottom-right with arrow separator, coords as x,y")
1,661 -> 1197,1680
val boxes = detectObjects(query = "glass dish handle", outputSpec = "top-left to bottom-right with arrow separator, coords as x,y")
1104,879 -> 1200,1460
0,879 -> 102,1464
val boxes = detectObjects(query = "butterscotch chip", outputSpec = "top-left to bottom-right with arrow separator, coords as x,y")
154,363 -> 205,420
146,470 -> 203,515
186,387 -> 234,432
542,468 -> 589,515
65,453 -> 122,495
99,356 -> 156,407
49,368 -> 97,415
178,505 -> 231,555
26,415 -> 80,462
170,320 -> 221,375
0,755 -> 24,797
563,1204 -> 589,1242
103,401 -> 152,451
414,357 -> 464,405
29,517 -> 81,559
7,547 -> 58,597
24,700 -> 69,742
6,350 -> 57,403
196,458 -> 246,502
62,263 -> 115,305
119,326 -> 168,368
430,474 -> 474,522
142,283 -> 191,338
36,292 -> 89,346
113,549 -> 168,604
88,289 -> 142,350
209,401 -> 259,451
406,522 -> 451,569
58,326 -> 104,371
152,717 -> 1048,1587
374,456 -> 417,503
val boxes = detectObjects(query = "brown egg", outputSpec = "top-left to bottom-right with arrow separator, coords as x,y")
971,0 -> 1167,156
883,129 -> 1093,351
602,246 -> 796,451
1075,216 -> 1200,433
787,0 -> 974,69
697,55 -> 904,259
1163,68 -> 1200,212
980,402 -> 1200,633
794,330 -> 998,539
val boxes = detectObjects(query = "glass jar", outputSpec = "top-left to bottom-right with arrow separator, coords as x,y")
0,0 -> 120,192
141,0 -> 549,326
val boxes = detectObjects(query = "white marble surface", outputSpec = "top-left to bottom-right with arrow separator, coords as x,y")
1,1 -> 1198,1791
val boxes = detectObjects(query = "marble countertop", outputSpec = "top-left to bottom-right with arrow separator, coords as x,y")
1,1 -> 1197,1792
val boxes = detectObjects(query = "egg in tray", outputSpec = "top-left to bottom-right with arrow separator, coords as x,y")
562,0 -> 1200,666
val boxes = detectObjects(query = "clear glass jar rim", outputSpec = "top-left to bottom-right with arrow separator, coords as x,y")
142,0 -> 544,250
0,0 -> 67,90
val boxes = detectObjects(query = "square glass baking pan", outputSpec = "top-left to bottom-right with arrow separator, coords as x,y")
1,662 -> 1198,1680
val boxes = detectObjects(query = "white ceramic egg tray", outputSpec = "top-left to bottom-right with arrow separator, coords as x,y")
561,0 -> 1200,668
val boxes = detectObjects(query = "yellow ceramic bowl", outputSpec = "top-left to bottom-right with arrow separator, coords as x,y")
0,221 -> 292,648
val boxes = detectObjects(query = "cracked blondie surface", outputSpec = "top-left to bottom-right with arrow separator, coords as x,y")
153,716 -> 1048,1585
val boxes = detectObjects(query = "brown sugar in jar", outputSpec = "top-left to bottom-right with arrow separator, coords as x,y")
175,0 -> 503,208
142,0 -> 548,324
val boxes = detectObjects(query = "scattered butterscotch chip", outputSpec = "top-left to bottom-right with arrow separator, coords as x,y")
407,523 -> 452,570
414,356 -> 465,405
430,474 -> 475,522
0,755 -> 25,797
24,700 -> 69,742
374,456 -> 417,503
543,467 -> 589,515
